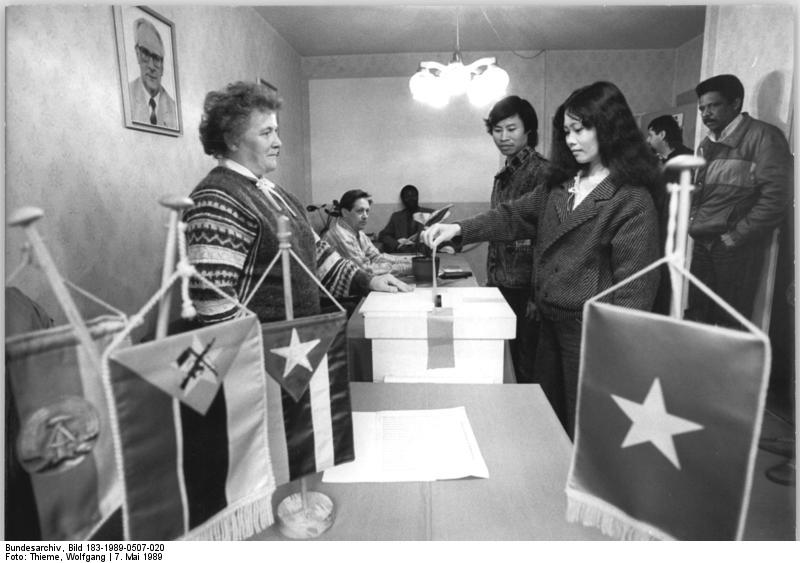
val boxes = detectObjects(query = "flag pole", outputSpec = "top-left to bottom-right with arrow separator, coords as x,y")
275,215 -> 336,539
7,206 -> 103,376
155,196 -> 195,339
664,155 -> 705,318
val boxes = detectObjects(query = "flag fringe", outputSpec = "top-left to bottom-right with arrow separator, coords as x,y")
181,491 -> 274,541
566,496 -> 661,541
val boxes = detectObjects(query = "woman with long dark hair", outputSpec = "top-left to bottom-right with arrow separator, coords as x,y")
423,81 -> 662,437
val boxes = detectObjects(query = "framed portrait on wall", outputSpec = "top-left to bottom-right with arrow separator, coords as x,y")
113,6 -> 182,136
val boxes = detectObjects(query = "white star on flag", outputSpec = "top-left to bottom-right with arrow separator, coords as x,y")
270,328 -> 320,379
611,378 -> 703,470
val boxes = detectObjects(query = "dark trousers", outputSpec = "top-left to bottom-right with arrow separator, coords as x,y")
687,237 -> 766,327
497,286 -> 539,384
534,316 -> 583,440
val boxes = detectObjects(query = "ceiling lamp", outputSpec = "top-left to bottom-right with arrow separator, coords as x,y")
409,11 -> 509,108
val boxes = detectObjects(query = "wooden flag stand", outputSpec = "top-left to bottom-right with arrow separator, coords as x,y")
273,216 -> 336,539
663,155 -> 706,318
154,196 -> 196,339
7,207 -> 104,376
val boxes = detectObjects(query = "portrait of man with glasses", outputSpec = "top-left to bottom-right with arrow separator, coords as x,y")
127,17 -> 178,129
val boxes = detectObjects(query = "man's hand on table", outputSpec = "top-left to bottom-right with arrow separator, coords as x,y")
369,273 -> 413,293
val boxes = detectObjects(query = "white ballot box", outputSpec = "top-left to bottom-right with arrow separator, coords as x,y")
360,287 -> 515,383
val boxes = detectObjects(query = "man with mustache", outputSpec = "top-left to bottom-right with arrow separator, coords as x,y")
128,18 -> 178,129
687,74 -> 792,326
484,96 -> 548,383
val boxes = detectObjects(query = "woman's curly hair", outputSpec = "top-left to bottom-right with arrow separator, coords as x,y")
199,81 -> 282,158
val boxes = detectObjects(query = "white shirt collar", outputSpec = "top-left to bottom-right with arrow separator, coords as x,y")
221,158 -> 258,181
220,158 -> 293,216
139,79 -> 162,102
708,113 -> 743,143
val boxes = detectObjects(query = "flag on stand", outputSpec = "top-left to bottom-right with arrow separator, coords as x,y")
6,315 -> 127,540
566,302 -> 770,540
106,314 -> 275,540
263,311 -> 355,484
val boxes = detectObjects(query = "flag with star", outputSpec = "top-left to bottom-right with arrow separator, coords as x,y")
262,311 -> 344,401
106,315 -> 276,540
262,311 -> 355,483
566,301 -> 770,540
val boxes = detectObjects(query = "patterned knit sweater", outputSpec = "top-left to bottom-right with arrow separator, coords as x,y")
184,166 -> 370,323
459,176 -> 660,320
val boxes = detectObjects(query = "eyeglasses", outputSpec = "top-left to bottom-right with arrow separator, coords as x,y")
135,44 -> 164,67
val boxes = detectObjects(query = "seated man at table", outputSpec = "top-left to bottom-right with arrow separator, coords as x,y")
324,189 -> 411,275
378,184 -> 456,254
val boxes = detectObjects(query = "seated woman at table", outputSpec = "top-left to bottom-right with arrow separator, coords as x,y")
184,81 -> 410,324
323,189 -> 412,275
423,81 -> 662,438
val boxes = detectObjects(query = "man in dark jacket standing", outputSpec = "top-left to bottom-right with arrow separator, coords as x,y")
484,96 -> 549,383
687,74 -> 793,326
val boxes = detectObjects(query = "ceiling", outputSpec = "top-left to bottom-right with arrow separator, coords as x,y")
254,5 -> 707,57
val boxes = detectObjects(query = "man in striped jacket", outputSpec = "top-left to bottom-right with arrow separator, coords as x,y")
688,74 -> 793,326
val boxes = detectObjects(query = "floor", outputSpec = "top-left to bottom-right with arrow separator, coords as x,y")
744,402 -> 796,540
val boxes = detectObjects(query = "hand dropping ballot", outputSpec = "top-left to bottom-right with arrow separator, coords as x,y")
322,407 -> 489,483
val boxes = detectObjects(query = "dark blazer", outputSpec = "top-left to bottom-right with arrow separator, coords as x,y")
378,206 -> 456,253
459,176 -> 660,320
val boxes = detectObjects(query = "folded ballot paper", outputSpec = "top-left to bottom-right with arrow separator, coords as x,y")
322,407 -> 489,483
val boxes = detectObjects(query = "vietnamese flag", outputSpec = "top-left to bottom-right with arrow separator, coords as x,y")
566,301 -> 770,540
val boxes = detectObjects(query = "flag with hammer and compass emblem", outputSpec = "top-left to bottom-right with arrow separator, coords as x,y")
6,312 -> 128,541
566,301 -> 770,540
106,314 -> 276,540
261,311 -> 355,483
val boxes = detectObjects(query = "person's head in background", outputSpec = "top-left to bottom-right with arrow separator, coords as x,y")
485,95 -> 539,159
400,184 -> 419,211
200,81 -> 282,177
548,81 -> 660,192
647,115 -> 685,159
695,74 -> 744,137
134,18 -> 165,97
339,189 -> 372,232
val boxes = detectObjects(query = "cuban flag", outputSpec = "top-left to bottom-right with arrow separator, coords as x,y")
105,314 -> 275,540
6,315 -> 127,540
262,311 -> 355,483
566,301 -> 770,540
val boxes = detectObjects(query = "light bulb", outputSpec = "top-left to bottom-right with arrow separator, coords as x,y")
409,69 -> 449,108
467,64 -> 509,107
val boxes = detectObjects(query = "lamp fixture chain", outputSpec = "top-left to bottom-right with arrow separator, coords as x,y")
480,7 -> 544,60
455,8 -> 460,52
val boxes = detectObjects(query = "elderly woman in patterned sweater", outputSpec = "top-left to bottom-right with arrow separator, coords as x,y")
184,81 -> 410,324
423,81 -> 662,438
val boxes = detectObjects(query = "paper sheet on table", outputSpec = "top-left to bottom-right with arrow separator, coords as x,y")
322,407 -> 489,482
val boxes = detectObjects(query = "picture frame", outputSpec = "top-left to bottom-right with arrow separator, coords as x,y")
113,6 -> 182,136
258,77 -> 279,95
